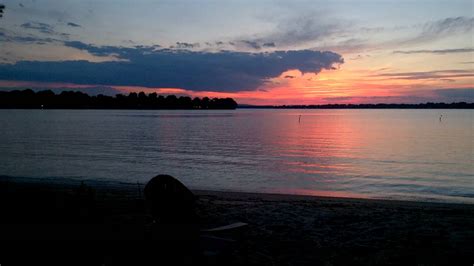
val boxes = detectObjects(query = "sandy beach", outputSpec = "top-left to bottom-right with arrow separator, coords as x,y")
1,176 -> 473,265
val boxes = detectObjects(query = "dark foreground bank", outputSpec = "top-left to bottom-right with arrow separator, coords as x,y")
0,176 -> 473,265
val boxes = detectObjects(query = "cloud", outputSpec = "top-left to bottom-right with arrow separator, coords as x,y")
171,42 -> 200,49
20,21 -> 69,38
0,42 -> 344,92
375,70 -> 474,80
241,40 -> 261,50
0,27 -> 58,44
0,86 -> 122,96
21,22 -> 54,34
422,16 -> 473,35
393,48 -> 474,54
314,17 -> 473,54
314,38 -> 370,54
403,16 -> 473,45
232,13 -> 349,50
64,41 -> 160,59
304,17 -> 473,54
67,22 -> 81,28
271,15 -> 345,46
322,88 -> 474,103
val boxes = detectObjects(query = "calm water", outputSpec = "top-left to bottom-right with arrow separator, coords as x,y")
0,109 -> 472,203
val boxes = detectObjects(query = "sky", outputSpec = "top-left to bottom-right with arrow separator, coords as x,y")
0,0 -> 472,105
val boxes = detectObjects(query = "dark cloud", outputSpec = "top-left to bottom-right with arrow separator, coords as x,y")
21,22 -> 54,34
0,42 -> 344,92
136,44 -> 161,49
205,41 -> 226,47
241,40 -> 261,50
67,22 -> 81,28
236,41 -> 276,50
0,86 -> 122,96
284,75 -> 295,79
20,21 -> 70,38
171,42 -> 200,49
64,41 -> 158,57
0,27 -> 58,44
393,48 -> 474,54
375,70 -> 474,80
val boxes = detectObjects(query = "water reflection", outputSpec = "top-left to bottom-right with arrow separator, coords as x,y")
0,109 -> 472,203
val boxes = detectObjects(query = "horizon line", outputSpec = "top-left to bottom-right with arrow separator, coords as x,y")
237,102 -> 474,109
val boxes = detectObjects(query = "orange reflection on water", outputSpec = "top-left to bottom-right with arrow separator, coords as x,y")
266,110 -> 366,177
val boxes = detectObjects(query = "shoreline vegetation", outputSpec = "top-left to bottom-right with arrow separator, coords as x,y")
0,89 -> 473,110
239,102 -> 474,109
0,89 -> 238,109
1,176 -> 473,265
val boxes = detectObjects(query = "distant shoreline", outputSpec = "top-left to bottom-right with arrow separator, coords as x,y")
0,103 -> 473,110
1,89 -> 472,109
238,102 -> 474,109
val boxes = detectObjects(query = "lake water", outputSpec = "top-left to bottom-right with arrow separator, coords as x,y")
0,109 -> 472,203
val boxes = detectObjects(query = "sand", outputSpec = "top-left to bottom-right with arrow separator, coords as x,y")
0,176 -> 473,265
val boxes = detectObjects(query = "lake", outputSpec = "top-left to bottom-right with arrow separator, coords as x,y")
0,109 -> 472,203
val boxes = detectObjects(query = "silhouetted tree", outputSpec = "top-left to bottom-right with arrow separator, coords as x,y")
201,97 -> 210,109
0,89 -> 239,109
192,97 -> 202,109
178,96 -> 192,109
165,95 -> 178,109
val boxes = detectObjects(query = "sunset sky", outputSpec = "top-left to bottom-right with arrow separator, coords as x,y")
0,0 -> 472,105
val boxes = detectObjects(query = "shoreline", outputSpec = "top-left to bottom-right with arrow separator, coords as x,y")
1,175 -> 472,206
1,175 -> 473,265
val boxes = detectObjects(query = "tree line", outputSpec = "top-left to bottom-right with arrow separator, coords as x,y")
239,102 -> 473,109
0,89 -> 238,109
